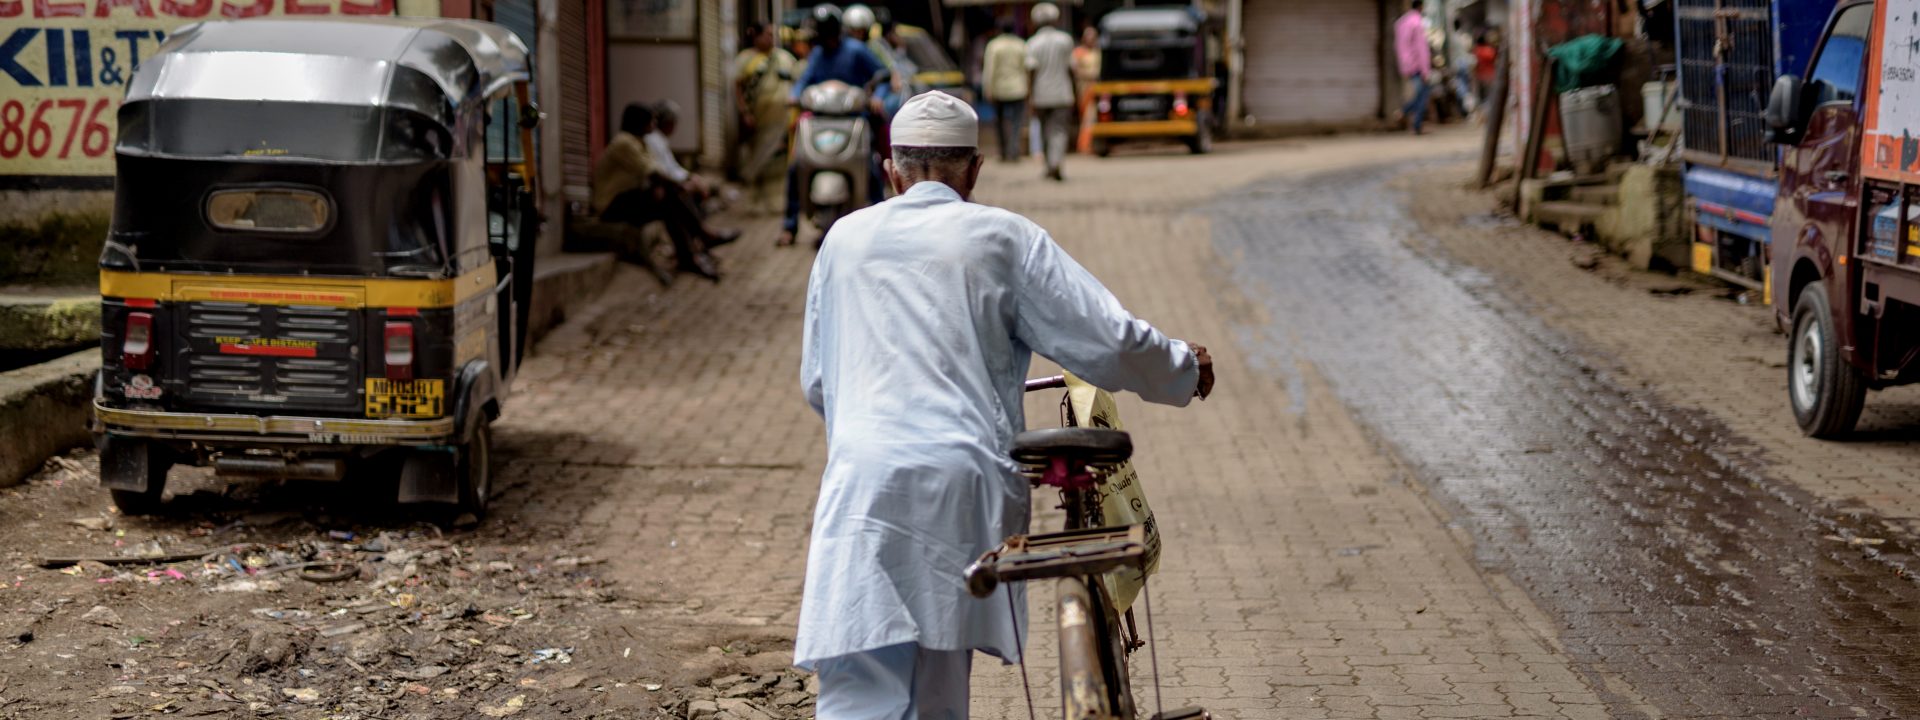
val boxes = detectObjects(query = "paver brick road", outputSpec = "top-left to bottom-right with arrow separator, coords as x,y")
494,132 -> 1624,718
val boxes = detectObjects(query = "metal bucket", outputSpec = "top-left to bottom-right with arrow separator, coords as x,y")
1559,85 -> 1622,173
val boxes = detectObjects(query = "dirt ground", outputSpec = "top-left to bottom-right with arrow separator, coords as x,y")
0,445 -> 808,720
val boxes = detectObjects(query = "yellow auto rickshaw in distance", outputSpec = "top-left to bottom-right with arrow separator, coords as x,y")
95,17 -> 541,522
1088,6 -> 1222,156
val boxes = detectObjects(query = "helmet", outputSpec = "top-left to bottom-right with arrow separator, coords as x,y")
844,4 -> 876,33
811,4 -> 844,40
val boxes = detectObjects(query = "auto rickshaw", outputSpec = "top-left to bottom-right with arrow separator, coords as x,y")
94,17 -> 541,521
886,23 -> 974,104
1088,6 -> 1223,156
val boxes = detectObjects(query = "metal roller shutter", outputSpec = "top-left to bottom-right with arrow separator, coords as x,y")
558,0 -> 592,204
1242,0 -> 1382,125
493,0 -> 537,47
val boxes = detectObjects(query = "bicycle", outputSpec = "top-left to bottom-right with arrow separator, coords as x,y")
963,375 -> 1210,720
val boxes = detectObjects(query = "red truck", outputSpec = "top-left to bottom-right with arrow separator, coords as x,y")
1766,0 -> 1920,436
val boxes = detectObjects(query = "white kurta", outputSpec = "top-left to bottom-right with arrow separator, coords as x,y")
797,181 -> 1199,669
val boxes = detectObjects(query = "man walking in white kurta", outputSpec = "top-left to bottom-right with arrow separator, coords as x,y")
798,90 -> 1215,718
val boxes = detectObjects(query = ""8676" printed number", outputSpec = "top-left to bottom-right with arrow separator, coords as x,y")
0,98 -> 113,160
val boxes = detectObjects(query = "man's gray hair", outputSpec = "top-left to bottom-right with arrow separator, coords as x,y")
892,145 -> 977,179
653,99 -> 681,125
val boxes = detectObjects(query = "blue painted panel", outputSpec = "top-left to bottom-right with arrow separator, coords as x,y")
1685,164 -> 1780,217
1774,0 -> 1842,77
1695,207 -> 1774,243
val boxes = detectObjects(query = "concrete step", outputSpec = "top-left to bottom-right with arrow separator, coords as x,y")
1569,184 -> 1620,205
528,252 -> 617,343
0,290 -> 97,354
1535,200 -> 1610,233
0,349 -> 97,488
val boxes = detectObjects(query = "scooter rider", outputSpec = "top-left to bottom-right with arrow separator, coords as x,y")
777,4 -> 887,248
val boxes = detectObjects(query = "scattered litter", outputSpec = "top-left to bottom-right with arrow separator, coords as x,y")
320,622 -> 367,638
212,579 -> 284,593
79,605 -> 120,627
529,647 -> 573,665
282,687 -> 320,703
477,694 -> 527,717
67,517 -> 111,531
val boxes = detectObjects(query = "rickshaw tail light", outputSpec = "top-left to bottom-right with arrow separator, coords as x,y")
123,312 -> 155,371
1173,92 -> 1190,117
1097,94 -> 1112,121
384,321 -> 415,381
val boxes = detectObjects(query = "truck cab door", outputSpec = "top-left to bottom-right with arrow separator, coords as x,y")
1780,3 -> 1872,322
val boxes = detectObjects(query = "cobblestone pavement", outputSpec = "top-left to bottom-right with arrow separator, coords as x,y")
1208,156 -> 1920,719
496,131 -> 1630,719
1403,164 -> 1920,533
490,130 -> 1920,720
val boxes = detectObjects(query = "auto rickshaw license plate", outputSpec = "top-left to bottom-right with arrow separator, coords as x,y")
365,379 -> 445,418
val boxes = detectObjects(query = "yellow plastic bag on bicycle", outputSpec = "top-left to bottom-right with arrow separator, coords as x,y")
1064,373 -> 1161,612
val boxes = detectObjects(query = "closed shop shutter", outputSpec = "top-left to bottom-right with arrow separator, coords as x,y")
1242,0 -> 1381,125
493,0 -> 537,47
558,0 -> 593,205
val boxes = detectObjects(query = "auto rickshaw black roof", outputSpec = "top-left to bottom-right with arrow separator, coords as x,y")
107,17 -> 533,278
124,17 -> 530,134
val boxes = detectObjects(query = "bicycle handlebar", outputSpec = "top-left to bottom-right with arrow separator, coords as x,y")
1024,376 -> 1067,393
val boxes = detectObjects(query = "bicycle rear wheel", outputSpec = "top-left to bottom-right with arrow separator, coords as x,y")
1059,575 -> 1135,719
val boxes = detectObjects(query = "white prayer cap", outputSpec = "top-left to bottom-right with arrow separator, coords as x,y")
1031,2 -> 1060,25
889,91 -> 979,148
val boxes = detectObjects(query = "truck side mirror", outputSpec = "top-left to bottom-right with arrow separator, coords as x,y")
1765,74 -> 1806,144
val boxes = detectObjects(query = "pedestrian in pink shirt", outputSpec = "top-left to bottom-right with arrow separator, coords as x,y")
1395,1 -> 1434,134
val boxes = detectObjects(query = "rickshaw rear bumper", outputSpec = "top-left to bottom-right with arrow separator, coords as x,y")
95,401 -> 454,447
1090,119 -> 1200,138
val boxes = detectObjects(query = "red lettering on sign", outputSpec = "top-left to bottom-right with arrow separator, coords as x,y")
159,0 -> 208,15
282,0 -> 324,12
34,0 -> 85,17
0,2 -> 22,18
218,0 -> 268,16
339,0 -> 391,14
1,98 -> 121,160
93,0 -> 154,16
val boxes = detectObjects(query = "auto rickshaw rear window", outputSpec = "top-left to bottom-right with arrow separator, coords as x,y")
206,189 -> 332,233
118,100 -> 450,163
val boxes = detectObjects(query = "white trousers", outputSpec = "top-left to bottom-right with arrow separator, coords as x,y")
814,643 -> 973,720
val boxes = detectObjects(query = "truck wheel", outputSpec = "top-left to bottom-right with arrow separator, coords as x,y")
107,443 -> 172,516
1789,281 -> 1867,438
456,418 -> 494,521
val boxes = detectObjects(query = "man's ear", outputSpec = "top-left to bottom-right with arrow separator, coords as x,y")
884,158 -> 905,195
960,153 -> 985,200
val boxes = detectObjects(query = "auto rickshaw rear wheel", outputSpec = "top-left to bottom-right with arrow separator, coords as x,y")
1188,111 -> 1214,155
456,418 -> 494,521
1092,138 -> 1112,157
106,442 -> 173,516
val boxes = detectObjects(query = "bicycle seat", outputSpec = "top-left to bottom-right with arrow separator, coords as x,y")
1010,428 -> 1132,468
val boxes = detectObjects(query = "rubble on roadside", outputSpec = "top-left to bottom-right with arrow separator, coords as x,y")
0,450 -> 818,719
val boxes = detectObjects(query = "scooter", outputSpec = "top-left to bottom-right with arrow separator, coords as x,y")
793,80 -> 874,237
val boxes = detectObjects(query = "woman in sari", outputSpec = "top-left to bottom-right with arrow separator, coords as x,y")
735,22 -> 798,213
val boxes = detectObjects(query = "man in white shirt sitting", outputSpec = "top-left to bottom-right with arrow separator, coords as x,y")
647,100 -> 740,246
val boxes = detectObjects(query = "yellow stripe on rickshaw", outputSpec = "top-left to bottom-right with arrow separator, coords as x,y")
100,267 -> 496,309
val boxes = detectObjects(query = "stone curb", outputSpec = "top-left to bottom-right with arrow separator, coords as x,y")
0,348 -> 98,488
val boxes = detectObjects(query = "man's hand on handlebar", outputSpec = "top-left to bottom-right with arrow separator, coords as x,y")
1192,344 -> 1215,400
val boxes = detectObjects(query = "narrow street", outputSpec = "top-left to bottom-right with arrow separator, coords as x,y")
5,131 -> 1920,719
